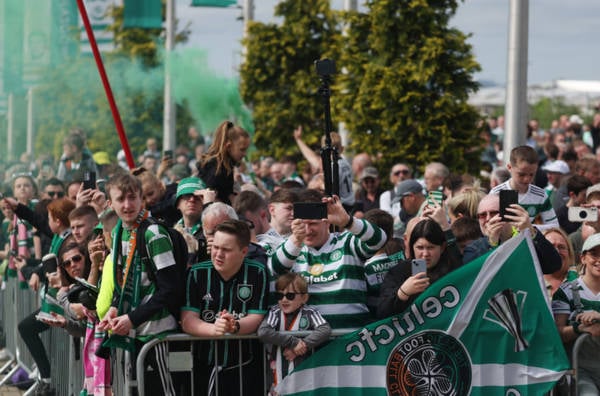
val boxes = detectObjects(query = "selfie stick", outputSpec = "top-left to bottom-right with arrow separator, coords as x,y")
316,59 -> 339,198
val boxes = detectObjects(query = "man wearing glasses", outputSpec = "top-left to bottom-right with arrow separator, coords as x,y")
380,163 -> 413,215
463,193 -> 560,274
41,178 -> 66,201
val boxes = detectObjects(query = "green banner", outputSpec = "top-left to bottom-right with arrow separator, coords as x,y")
2,1 -> 25,93
123,0 -> 162,29
278,233 -> 569,395
51,0 -> 79,65
191,0 -> 237,7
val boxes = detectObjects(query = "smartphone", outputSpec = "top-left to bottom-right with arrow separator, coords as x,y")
164,150 -> 173,159
428,190 -> 445,206
499,189 -> 518,221
411,259 -> 426,276
41,253 -> 59,274
83,171 -> 96,190
568,206 -> 599,222
293,202 -> 328,220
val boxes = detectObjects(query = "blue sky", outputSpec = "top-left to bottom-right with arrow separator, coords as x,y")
176,0 -> 598,85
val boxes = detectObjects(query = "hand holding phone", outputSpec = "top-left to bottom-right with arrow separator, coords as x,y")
427,191 -> 445,206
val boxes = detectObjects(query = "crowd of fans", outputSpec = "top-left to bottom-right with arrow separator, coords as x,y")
0,112 -> 599,395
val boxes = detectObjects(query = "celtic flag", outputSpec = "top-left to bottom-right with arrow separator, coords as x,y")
278,232 -> 569,395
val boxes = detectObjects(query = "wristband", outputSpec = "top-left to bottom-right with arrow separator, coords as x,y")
344,216 -> 354,229
399,287 -> 411,298
232,320 -> 240,334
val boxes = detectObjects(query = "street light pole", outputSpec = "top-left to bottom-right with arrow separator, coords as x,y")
503,0 -> 529,162
163,0 -> 176,152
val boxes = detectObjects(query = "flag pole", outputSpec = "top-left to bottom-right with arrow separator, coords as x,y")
76,0 -> 136,169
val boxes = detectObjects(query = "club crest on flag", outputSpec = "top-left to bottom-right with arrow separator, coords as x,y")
277,231 -> 570,396
386,330 -> 471,396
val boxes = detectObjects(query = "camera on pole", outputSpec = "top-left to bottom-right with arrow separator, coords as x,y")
315,58 -> 339,198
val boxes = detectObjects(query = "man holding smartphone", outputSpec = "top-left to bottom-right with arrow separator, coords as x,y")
463,193 -> 561,274
270,189 -> 387,329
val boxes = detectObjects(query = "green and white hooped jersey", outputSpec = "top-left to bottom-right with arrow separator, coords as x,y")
115,223 -> 178,339
270,218 -> 386,329
552,277 -> 600,369
364,250 -> 404,313
491,180 -> 558,230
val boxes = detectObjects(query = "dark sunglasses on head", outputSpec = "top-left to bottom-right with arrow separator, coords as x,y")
275,292 -> 305,301
393,169 -> 410,176
47,191 -> 65,198
62,254 -> 83,268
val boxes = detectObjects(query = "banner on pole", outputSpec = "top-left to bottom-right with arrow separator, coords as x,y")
123,0 -> 162,29
1,1 -> 25,94
278,232 -> 570,395
80,0 -> 116,53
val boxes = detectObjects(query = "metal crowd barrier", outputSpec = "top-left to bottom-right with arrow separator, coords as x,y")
135,330 -> 355,396
0,276 -> 84,395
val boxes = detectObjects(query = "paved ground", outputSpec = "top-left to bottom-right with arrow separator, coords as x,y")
0,358 -> 25,396
0,386 -> 24,396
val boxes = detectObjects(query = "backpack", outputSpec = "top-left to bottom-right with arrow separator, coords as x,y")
136,217 -> 189,322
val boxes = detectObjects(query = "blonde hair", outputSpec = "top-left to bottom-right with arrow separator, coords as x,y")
447,187 -> 485,219
202,121 -> 250,175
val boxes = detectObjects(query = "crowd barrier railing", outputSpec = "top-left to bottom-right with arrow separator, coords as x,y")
135,329 -> 355,396
0,277 -> 84,394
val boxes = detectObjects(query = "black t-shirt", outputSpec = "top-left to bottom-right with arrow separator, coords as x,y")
197,158 -> 234,204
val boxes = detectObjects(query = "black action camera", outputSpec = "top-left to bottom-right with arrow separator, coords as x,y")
315,59 -> 335,77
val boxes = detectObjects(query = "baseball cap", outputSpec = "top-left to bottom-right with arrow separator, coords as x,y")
395,179 -> 423,198
586,183 -> 600,198
93,151 -> 110,165
176,177 -> 206,202
582,233 -> 600,253
169,164 -> 190,181
569,114 -> 584,125
359,166 -> 379,181
542,160 -> 569,175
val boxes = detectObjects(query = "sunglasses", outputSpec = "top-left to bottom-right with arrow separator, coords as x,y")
181,194 -> 201,202
393,169 -> 410,176
477,210 -> 499,220
47,191 -> 65,198
62,254 -> 83,268
275,292 -> 305,301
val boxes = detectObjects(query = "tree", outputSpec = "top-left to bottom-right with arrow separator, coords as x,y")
240,0 -> 341,160
32,3 -> 195,162
530,97 -> 582,129
335,0 -> 482,175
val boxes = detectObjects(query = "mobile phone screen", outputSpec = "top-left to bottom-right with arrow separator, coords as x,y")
293,202 -> 327,220
499,190 -> 518,221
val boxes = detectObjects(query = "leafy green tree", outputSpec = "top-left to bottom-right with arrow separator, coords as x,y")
335,0 -> 482,175
33,4 -> 195,163
530,97 -> 582,129
240,0 -> 341,160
